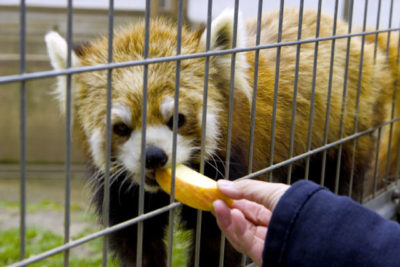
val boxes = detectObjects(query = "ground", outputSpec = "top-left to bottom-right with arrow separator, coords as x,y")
0,176 -> 189,266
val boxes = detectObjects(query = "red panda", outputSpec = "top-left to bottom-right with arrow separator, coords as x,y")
45,8 -> 399,267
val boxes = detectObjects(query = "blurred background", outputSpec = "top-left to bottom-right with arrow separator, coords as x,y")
0,0 -> 399,266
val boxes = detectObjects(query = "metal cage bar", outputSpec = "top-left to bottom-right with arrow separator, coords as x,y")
320,0 -> 339,186
239,117 -> 400,182
248,0 -> 264,176
218,0 -> 240,265
136,1 -> 152,266
167,1 -> 184,266
373,0 -> 382,63
348,0 -> 369,200
18,0 -> 26,261
194,0 -> 213,265
9,202 -> 181,267
268,0 -> 285,181
244,1 -> 264,264
101,0 -> 115,266
2,28 -> 400,86
286,0 -> 305,184
63,0 -> 74,265
334,0 -> 354,194
304,0 -> 323,180
383,0 -> 396,184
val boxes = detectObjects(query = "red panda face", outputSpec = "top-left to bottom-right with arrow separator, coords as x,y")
45,19 -> 222,192
72,51 -> 223,191
45,12 -> 251,192
104,89 -> 221,192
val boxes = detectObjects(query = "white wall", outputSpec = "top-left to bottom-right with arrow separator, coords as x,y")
188,0 -> 400,29
1,0 -> 399,29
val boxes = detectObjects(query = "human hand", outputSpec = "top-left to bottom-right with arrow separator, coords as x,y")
213,179 -> 290,266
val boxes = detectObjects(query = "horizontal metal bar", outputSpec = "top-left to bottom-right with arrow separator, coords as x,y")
9,202 -> 182,267
239,117 -> 400,181
1,27 -> 399,85
363,181 -> 400,219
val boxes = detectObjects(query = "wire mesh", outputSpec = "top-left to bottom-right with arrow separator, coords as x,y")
2,0 -> 400,266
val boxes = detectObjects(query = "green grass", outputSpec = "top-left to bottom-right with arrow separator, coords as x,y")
0,225 -> 189,267
0,227 -> 119,266
0,200 -> 189,266
0,200 -> 119,266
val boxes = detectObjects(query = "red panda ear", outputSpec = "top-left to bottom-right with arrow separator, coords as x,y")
45,31 -> 81,70
200,9 -> 246,51
199,9 -> 252,104
193,23 -> 206,41
72,41 -> 91,58
45,31 -> 82,114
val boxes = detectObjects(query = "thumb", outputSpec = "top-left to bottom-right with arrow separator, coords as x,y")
217,179 -> 289,211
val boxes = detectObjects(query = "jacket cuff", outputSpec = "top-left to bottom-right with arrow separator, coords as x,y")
262,180 -> 325,266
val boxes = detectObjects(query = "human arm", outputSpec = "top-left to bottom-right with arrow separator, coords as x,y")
213,179 -> 400,267
213,179 -> 289,265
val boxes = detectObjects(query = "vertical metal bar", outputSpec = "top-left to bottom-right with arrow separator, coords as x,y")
167,1 -> 184,266
373,0 -> 382,63
383,0 -> 395,184
348,0 -> 368,199
286,0 -> 304,184
224,0 -> 239,180
304,0 -> 322,180
199,0 -> 213,175
394,27 -> 400,182
248,0 -> 263,175
137,1 -> 151,266
194,209 -> 202,267
102,0 -> 114,266
64,0 -> 73,266
244,0 -> 263,264
221,1 -> 239,263
396,139 -> 400,182
320,0 -> 339,185
335,0 -> 354,194
19,0 -> 26,261
373,127 -> 383,197
195,0 -> 213,265
269,0 -> 284,181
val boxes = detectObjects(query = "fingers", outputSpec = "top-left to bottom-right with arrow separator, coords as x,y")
213,200 -> 265,266
233,199 -> 272,226
217,179 -> 290,211
213,199 -> 233,230
213,200 -> 241,247
230,209 -> 264,266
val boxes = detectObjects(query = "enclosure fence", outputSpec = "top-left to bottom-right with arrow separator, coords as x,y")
1,0 -> 400,266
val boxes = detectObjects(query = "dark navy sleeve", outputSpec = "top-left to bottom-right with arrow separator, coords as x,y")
262,180 -> 400,267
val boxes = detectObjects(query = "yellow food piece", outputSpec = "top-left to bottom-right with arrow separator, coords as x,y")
155,164 -> 234,211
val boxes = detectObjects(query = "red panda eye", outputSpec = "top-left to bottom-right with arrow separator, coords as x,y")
167,113 -> 185,130
113,122 -> 132,137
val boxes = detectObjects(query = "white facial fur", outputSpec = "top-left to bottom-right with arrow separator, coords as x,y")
87,97 -> 221,193
89,128 -> 105,170
160,96 -> 221,160
160,96 -> 174,121
112,104 -> 132,126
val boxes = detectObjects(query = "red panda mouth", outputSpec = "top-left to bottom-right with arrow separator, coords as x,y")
145,171 -> 159,187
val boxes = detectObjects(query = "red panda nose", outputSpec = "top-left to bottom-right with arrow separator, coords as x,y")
145,146 -> 168,170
